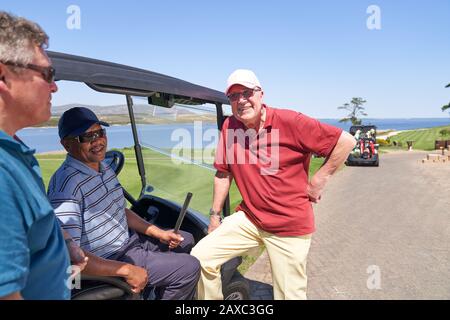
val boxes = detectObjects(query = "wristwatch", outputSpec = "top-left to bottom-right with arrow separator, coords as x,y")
209,208 -> 223,222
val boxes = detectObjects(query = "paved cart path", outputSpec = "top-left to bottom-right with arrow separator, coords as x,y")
245,151 -> 450,299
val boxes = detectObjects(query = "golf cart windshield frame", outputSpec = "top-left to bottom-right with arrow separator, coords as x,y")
48,51 -> 231,216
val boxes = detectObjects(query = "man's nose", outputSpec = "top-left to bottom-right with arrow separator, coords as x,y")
50,81 -> 58,93
237,93 -> 247,103
91,133 -> 106,144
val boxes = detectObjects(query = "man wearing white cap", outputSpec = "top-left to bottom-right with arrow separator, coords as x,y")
192,69 -> 356,299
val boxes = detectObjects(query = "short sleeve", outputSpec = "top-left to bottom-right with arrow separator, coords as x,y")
48,194 -> 83,246
0,166 -> 30,297
294,113 -> 343,157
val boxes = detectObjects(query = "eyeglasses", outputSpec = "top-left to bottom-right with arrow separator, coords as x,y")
227,88 -> 261,102
72,129 -> 106,143
1,61 -> 56,83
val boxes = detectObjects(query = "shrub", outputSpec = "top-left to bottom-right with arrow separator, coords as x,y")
439,128 -> 450,137
376,138 -> 390,146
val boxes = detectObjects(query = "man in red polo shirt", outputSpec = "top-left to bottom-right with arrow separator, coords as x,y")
191,69 -> 356,300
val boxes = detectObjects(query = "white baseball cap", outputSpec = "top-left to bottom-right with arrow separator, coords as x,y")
225,69 -> 262,95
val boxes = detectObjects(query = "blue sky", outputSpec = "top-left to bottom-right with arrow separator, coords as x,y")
2,0 -> 449,118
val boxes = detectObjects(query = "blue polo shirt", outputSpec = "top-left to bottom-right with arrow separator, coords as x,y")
0,131 -> 70,300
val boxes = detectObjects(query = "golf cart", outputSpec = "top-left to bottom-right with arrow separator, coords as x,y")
48,51 -> 249,300
346,125 -> 379,167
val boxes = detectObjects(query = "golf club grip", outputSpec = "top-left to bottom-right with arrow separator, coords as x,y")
174,192 -> 193,232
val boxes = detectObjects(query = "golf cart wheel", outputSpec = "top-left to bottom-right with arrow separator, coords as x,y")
373,154 -> 379,167
223,273 -> 250,300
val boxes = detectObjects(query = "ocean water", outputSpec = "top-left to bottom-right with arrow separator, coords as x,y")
16,118 -> 450,153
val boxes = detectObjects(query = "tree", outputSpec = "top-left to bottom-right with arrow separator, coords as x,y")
338,97 -> 367,125
439,128 -> 450,138
442,103 -> 450,113
443,83 -> 450,114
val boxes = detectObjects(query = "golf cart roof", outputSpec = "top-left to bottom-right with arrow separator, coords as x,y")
349,125 -> 377,135
47,51 -> 229,106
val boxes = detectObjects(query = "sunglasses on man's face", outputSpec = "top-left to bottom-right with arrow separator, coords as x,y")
1,61 -> 56,83
72,129 -> 106,143
227,88 -> 261,102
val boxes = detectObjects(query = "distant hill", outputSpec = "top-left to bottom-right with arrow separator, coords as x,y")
35,103 -> 217,127
51,103 -> 198,116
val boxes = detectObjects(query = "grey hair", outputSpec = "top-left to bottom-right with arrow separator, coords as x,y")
0,11 -> 49,68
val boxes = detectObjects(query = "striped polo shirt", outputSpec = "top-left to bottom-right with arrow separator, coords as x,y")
47,154 -> 129,258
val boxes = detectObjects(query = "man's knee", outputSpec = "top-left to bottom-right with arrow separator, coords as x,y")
178,254 -> 201,282
189,254 -> 201,274
178,230 -> 195,252
190,242 -> 222,275
190,241 -> 205,261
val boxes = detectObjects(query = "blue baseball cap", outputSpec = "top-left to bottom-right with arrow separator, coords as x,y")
58,107 -> 110,139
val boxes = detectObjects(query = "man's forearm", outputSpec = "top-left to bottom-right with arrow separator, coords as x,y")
125,208 -> 162,238
82,251 -> 131,278
212,171 -> 233,213
62,229 -> 72,240
312,131 -> 356,182
0,291 -> 23,300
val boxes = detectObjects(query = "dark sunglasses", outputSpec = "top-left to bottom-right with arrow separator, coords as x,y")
227,88 -> 261,102
1,61 -> 56,83
72,129 -> 106,143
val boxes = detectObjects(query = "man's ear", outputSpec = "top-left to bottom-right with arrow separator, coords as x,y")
0,65 -> 8,92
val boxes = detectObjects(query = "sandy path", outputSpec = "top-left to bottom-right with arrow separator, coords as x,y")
307,150 -> 450,299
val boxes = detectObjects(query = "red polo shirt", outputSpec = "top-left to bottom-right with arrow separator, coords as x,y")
214,105 -> 342,236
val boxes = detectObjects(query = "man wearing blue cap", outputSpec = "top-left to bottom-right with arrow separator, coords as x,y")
47,107 -> 201,299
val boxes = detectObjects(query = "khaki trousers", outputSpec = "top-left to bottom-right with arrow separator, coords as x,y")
191,211 -> 312,300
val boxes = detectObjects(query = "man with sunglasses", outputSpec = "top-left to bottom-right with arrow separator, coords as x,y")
192,69 -> 356,300
47,107 -> 201,299
0,12 -> 86,300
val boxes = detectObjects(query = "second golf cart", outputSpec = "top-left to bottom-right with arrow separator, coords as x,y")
346,125 -> 379,167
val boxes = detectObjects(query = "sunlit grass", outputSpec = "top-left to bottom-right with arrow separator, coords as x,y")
37,148 -> 324,275
387,126 -> 450,150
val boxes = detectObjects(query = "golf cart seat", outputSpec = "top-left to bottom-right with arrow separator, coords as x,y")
71,275 -> 140,300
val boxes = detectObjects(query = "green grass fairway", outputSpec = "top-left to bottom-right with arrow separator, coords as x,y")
37,148 -> 324,274
387,126 -> 450,151
38,148 -> 324,215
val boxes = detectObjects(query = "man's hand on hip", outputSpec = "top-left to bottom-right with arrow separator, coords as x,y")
307,174 -> 329,203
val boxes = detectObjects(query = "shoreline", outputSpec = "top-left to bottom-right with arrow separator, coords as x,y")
377,130 -> 406,140
377,127 -> 430,140
36,150 -> 66,155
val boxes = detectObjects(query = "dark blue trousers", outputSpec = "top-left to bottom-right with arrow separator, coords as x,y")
112,230 -> 200,300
